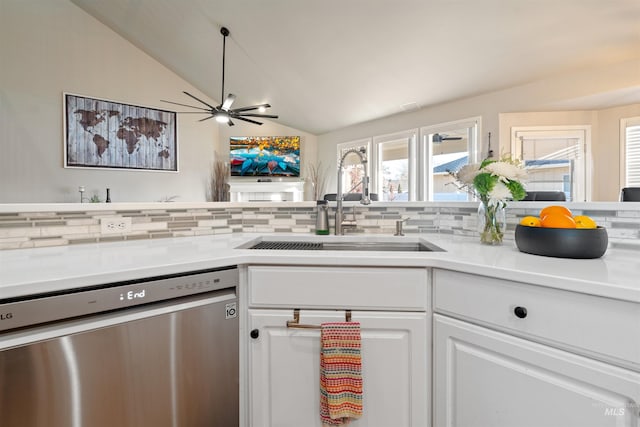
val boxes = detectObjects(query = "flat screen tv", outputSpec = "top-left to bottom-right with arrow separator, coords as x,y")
229,136 -> 300,177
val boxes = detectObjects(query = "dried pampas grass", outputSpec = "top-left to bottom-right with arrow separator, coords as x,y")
305,160 -> 329,201
209,155 -> 230,202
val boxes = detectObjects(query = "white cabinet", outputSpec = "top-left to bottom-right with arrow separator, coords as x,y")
244,266 -> 430,427
434,315 -> 640,427
432,269 -> 640,427
433,269 -> 640,370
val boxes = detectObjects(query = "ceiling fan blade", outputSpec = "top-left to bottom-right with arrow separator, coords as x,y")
183,91 -> 216,110
160,99 -> 211,112
234,116 -> 263,125
198,115 -> 216,122
435,133 -> 463,141
236,113 -> 279,119
221,93 -> 236,110
232,103 -> 271,113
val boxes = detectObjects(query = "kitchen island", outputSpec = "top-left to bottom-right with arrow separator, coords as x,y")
1,215 -> 639,426
1,231 -> 639,302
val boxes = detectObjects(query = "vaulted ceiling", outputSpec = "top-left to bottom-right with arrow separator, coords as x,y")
71,0 -> 640,135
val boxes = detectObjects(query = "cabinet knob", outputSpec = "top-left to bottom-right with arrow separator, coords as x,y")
250,329 -> 260,339
514,306 -> 528,319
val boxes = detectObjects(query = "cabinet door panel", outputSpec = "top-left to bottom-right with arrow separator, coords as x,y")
434,314 -> 640,427
249,309 -> 428,427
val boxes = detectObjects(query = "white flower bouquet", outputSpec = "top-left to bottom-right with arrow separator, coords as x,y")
452,158 -> 527,204
450,157 -> 527,244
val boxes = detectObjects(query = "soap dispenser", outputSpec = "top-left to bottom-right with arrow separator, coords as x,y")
315,200 -> 329,235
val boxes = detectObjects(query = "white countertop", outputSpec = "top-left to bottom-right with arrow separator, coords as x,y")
2,233 -> 640,303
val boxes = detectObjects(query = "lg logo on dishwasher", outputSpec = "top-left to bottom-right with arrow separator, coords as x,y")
0,312 -> 13,321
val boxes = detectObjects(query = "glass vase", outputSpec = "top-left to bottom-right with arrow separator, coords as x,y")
478,201 -> 506,245
303,179 -> 315,201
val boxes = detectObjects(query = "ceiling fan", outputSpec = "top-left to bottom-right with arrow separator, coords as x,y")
161,27 -> 278,126
432,133 -> 463,143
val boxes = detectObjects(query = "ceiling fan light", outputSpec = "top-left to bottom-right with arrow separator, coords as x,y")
258,106 -> 267,113
216,113 -> 229,123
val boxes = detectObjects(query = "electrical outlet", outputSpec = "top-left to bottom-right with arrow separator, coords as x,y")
100,217 -> 132,234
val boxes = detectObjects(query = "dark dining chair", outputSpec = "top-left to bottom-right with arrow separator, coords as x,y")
323,193 -> 378,201
522,191 -> 567,201
620,187 -> 640,201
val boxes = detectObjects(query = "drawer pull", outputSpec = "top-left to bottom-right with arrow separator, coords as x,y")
514,306 -> 528,319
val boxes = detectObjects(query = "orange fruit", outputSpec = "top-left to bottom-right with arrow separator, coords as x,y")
540,213 -> 577,228
520,216 -> 542,227
540,205 -> 572,220
573,215 -> 597,229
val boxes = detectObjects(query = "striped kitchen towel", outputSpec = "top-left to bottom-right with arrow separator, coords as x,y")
319,321 -> 363,426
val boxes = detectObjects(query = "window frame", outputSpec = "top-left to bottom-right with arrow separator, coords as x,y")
620,116 -> 640,188
419,117 -> 480,201
372,129 -> 418,201
336,138 -> 371,195
511,125 -> 592,202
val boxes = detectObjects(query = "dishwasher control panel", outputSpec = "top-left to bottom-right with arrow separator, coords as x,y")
0,267 -> 238,332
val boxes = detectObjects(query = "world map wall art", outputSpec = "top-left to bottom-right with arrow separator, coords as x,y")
64,93 -> 177,171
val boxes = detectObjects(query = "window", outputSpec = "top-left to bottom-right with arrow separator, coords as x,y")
335,118 -> 479,202
420,118 -> 480,201
372,130 -> 417,201
512,126 -> 591,202
621,117 -> 640,187
336,139 -> 371,196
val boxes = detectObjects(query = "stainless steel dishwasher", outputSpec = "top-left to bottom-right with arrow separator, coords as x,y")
0,266 -> 239,427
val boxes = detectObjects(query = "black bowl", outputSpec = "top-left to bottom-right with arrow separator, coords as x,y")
515,224 -> 608,259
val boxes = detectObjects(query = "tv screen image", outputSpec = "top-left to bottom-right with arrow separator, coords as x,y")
230,136 -> 300,177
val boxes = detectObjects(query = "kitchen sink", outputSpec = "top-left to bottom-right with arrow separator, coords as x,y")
239,238 -> 445,252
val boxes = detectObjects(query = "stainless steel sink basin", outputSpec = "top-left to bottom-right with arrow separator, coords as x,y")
240,239 -> 444,252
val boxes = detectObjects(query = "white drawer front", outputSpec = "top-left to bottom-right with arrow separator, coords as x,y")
433,269 -> 640,369
248,266 -> 428,311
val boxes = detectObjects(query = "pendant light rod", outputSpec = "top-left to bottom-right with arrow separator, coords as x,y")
220,27 -> 229,104
162,24 -> 277,126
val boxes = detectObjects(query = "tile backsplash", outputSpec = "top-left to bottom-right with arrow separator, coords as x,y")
1,202 -> 639,250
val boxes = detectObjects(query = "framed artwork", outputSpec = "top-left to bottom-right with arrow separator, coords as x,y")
229,136 -> 300,177
64,93 -> 177,171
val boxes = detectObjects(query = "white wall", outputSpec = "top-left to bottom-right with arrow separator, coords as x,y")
0,0 -> 315,203
0,0 -> 210,203
317,59 -> 640,201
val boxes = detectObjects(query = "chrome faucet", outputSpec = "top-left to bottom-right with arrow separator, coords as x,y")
335,148 -> 371,235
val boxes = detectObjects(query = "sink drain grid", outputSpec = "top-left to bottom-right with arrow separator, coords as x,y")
250,241 -> 324,250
